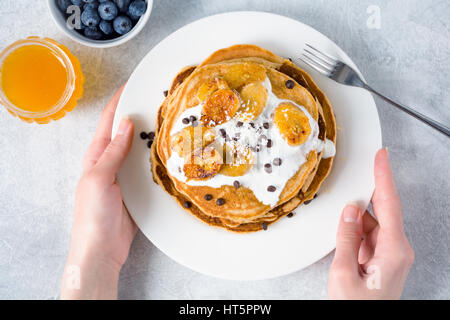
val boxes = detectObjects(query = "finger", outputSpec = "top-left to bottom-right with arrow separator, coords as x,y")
333,203 -> 363,274
359,225 -> 379,264
83,85 -> 126,171
372,148 -> 403,233
95,117 -> 134,182
359,211 -> 379,264
363,211 -> 378,235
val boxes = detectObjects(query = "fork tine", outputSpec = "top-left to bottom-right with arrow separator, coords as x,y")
303,50 -> 336,74
299,55 -> 330,76
303,49 -> 335,69
305,43 -> 339,64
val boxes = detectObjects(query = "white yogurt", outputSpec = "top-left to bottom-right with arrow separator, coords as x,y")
166,77 -> 335,207
320,138 -> 336,159
170,104 -> 203,135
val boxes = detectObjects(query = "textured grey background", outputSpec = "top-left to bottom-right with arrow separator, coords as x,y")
0,0 -> 449,300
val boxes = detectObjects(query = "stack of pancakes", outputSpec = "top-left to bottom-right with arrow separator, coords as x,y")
151,45 -> 336,232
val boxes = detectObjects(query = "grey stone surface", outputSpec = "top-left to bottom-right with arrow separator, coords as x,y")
0,0 -> 449,300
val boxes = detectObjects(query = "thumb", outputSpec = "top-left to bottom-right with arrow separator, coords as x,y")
96,117 -> 134,179
333,203 -> 363,273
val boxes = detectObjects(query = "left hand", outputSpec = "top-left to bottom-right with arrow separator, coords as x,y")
61,85 -> 137,299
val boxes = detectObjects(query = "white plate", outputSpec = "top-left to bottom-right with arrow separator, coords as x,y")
113,11 -> 382,280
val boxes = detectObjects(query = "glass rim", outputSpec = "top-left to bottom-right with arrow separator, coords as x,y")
0,37 -> 76,119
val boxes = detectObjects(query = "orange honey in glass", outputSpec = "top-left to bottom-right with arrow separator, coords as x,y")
0,37 -> 84,124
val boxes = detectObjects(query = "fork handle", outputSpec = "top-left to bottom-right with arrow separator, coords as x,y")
363,84 -> 450,137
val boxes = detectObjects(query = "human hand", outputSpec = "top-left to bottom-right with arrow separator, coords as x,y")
61,86 -> 137,299
328,148 -> 414,300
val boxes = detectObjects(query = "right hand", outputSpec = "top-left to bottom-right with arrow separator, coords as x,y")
328,148 -> 414,299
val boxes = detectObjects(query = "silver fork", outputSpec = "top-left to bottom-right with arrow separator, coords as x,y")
300,43 -> 450,137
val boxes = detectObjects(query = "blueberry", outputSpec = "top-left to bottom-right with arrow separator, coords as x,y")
128,0 -> 146,20
84,26 -> 102,40
71,0 -> 83,5
113,15 -> 132,35
115,0 -> 130,13
98,1 -> 118,20
81,8 -> 100,26
58,0 -> 73,12
99,20 -> 114,35
83,1 -> 99,11
82,0 -> 95,3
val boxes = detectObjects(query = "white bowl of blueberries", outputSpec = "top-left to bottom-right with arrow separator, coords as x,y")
48,0 -> 152,48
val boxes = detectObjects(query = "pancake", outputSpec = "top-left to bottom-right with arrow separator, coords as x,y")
151,45 -> 336,232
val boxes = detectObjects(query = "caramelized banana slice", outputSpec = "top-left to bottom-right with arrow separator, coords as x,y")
237,81 -> 268,121
219,143 -> 255,177
197,78 -> 229,102
273,103 -> 311,146
171,126 -> 216,157
201,89 -> 240,127
222,63 -> 267,90
183,146 -> 222,180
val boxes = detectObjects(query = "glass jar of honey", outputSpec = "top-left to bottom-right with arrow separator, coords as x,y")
0,37 -> 84,124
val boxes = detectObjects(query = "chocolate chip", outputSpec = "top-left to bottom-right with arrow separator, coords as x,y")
189,115 -> 197,122
183,201 -> 192,208
236,121 -> 243,127
216,198 -> 225,206
249,122 -> 255,128
182,118 -> 190,124
263,122 -> 270,129
304,199 -> 313,205
163,90 -> 168,97
148,131 -> 155,140
219,128 -> 227,138
191,120 -> 199,127
233,137 -> 239,141
147,140 -> 153,148
204,194 -> 213,201
285,80 -> 295,89
140,131 -> 148,140
264,163 -> 272,173
233,181 -> 240,189
262,222 -> 268,230
287,212 -> 295,218
267,185 -> 276,192
273,158 -> 282,166
255,145 -> 261,152
266,139 -> 273,148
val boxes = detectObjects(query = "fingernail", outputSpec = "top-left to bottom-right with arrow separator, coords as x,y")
343,204 -> 359,223
117,117 -> 131,135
